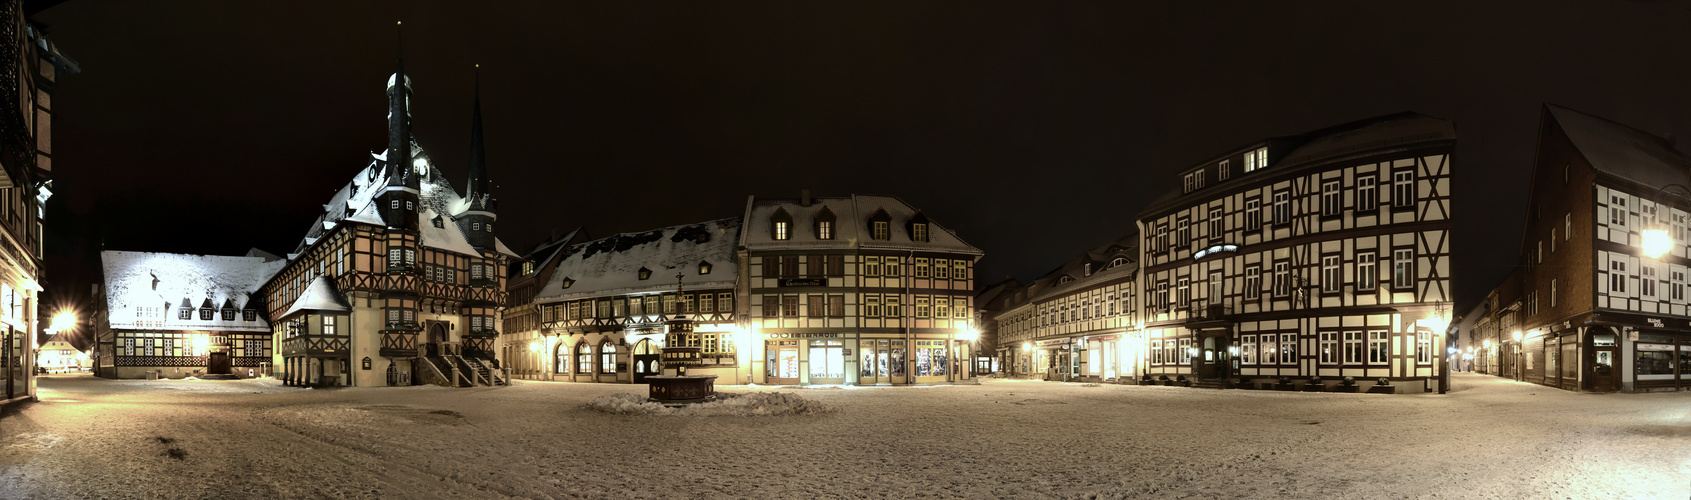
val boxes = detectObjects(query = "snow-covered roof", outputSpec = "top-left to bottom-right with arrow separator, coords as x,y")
290,137 -> 496,259
280,276 -> 351,319
100,251 -> 287,332
1548,104 -> 1691,189
535,218 -> 742,302
39,332 -> 76,352
420,209 -> 479,255
740,194 -> 983,256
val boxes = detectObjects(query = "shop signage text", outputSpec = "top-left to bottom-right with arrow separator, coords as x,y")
766,332 -> 840,338
779,278 -> 828,287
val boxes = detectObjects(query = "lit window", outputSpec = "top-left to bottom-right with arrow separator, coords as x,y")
774,221 -> 790,240
699,261 -> 712,275
1368,331 -> 1389,364
1319,332 -> 1337,365
1255,148 -> 1268,171
913,223 -> 928,242
817,220 -> 833,240
873,221 -> 889,240
1416,331 -> 1431,364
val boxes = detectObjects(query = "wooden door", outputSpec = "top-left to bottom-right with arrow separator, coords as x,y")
208,352 -> 231,374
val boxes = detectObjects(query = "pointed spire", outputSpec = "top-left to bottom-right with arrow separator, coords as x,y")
386,20 -> 411,188
466,64 -> 489,209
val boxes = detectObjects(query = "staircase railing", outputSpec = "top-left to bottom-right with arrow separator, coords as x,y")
416,357 -> 451,387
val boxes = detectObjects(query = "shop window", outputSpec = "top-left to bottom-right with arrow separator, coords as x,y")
808,340 -> 845,379
600,342 -> 617,374
576,343 -> 591,375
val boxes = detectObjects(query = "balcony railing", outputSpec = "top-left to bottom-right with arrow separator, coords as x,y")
1192,303 -> 1234,321
384,321 -> 421,332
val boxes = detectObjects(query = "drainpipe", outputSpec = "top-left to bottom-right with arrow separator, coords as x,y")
907,250 -> 915,384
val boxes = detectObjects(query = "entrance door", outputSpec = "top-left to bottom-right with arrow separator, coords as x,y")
208,352 -> 232,375
858,339 -> 904,384
1589,329 -> 1618,392
766,340 -> 799,384
1198,335 -> 1230,380
632,339 -> 660,383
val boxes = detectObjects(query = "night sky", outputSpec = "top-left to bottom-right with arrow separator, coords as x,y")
27,1 -> 1691,346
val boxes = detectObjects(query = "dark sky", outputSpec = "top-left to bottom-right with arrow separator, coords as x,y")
28,1 -> 1691,344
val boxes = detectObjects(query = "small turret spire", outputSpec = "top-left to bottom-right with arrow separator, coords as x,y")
387,20 -> 411,189
467,64 -> 488,207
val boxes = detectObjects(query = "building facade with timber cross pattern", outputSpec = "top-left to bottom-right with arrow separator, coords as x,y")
92,41 -> 515,388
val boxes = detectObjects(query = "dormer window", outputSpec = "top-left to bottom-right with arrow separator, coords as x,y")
912,223 -> 928,242
522,261 -> 535,275
199,298 -> 214,321
814,206 -> 836,240
1244,147 -> 1268,172
561,277 -> 575,289
873,221 -> 888,240
699,261 -> 713,275
486,223 -> 493,232
1219,159 -> 1231,181
868,209 -> 892,240
1084,263 -> 1092,276
432,216 -> 444,228
473,222 -> 482,231
243,309 -> 257,322
220,300 -> 236,321
178,298 -> 192,320
1058,276 -> 1074,284
1108,257 -> 1127,269
638,267 -> 652,280
771,207 -> 793,241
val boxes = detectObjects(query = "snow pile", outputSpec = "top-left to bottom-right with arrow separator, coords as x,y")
586,391 -> 835,417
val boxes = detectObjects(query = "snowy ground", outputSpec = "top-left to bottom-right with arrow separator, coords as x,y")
2,372 -> 1690,499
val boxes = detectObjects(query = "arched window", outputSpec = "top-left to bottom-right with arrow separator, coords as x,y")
1108,257 -> 1128,269
633,339 -> 655,355
555,343 -> 570,374
1058,276 -> 1074,284
600,341 -> 617,374
576,342 -> 592,375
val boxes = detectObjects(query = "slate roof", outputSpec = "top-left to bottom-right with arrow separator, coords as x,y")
740,194 -> 983,256
1548,104 -> 1691,189
279,276 -> 352,319
101,251 -> 287,332
535,218 -> 742,301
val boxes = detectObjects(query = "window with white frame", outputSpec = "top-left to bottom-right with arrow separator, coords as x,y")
1321,255 -> 1341,293
1319,332 -> 1337,364
1156,281 -> 1169,310
1259,334 -> 1275,364
1273,191 -> 1290,225
1393,249 -> 1414,290
1183,173 -> 1196,193
1321,180 -> 1342,217
1155,224 -> 1169,253
1219,160 -> 1231,180
1642,263 -> 1659,300
818,220 -> 833,240
1551,279 -> 1558,307
1273,262 -> 1290,297
1279,335 -> 1296,364
1610,195 -> 1627,228
1195,170 -> 1205,190
1565,213 -> 1572,240
1178,338 -> 1193,364
1416,330 -> 1431,364
1673,270 -> 1685,302
1357,253 -> 1377,293
1609,256 -> 1628,294
1209,271 -> 1223,304
1176,278 -> 1190,308
1245,267 -> 1261,299
1343,331 -> 1363,364
1357,175 -> 1377,212
1256,148 -> 1267,170
1175,218 -> 1190,248
1208,207 -> 1223,239
774,220 -> 790,240
1240,335 -> 1256,364
1392,169 -> 1415,208
1246,199 -> 1262,231
1368,330 -> 1389,364
1245,150 -> 1257,172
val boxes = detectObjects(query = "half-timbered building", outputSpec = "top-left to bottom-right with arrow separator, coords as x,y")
515,219 -> 743,384
92,250 -> 285,379
1,1 -> 75,407
1136,112 -> 1455,392
1478,105 -> 1691,392
990,235 -> 1140,383
254,54 -> 514,387
740,193 -> 983,385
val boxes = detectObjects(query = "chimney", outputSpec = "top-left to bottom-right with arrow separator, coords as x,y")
801,189 -> 811,207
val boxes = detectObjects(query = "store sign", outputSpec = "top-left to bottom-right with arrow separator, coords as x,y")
779,278 -> 827,287
1647,318 -> 1664,328
766,332 -> 839,338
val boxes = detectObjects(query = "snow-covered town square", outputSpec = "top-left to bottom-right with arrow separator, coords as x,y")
2,373 -> 1687,499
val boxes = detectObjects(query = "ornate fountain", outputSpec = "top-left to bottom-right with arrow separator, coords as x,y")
645,274 -> 718,404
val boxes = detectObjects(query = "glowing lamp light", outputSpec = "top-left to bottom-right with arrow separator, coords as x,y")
47,310 -> 76,334
193,334 -> 211,353
413,157 -> 429,174
1512,331 -> 1523,342
958,328 -> 979,342
1643,228 -> 1673,259
1484,339 -> 1493,349
1022,342 -> 1033,351
528,341 -> 540,352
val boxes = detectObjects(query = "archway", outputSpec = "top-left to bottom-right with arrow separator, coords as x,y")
426,323 -> 447,357
632,339 -> 659,382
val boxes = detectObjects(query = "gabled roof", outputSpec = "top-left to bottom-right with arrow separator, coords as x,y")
1547,104 -> 1691,189
1017,232 -> 1139,306
100,251 -> 286,332
280,276 -> 351,319
535,218 -> 742,301
740,194 -> 984,255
